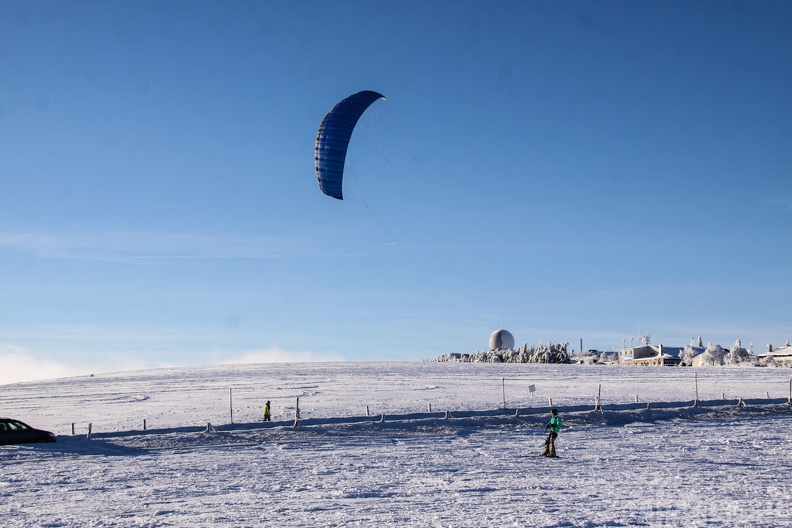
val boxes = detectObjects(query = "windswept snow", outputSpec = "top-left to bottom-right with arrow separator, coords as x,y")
2,363 -> 791,527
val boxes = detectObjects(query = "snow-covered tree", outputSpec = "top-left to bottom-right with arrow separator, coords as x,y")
573,349 -> 599,364
435,341 -> 570,364
696,343 -> 727,366
595,351 -> 617,364
523,342 -> 570,364
679,345 -> 701,366
758,355 -> 778,368
725,339 -> 752,365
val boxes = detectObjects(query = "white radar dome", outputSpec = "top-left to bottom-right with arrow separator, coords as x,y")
489,329 -> 515,351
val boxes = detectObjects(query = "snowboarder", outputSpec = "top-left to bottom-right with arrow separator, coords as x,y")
542,409 -> 562,457
263,400 -> 271,422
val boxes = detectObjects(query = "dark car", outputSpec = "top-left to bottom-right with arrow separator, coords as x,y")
0,418 -> 57,445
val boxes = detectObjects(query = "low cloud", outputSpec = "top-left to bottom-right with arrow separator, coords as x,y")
218,347 -> 344,365
0,344 -> 344,385
0,346 -> 87,385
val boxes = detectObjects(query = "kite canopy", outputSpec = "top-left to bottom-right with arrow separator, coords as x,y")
315,90 -> 385,200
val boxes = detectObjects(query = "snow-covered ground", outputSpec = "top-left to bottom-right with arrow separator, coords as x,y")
2,363 -> 791,527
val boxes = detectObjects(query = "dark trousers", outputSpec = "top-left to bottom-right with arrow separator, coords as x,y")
544,431 -> 557,455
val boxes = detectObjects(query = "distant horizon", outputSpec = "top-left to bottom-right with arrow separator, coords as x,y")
4,331 -> 790,386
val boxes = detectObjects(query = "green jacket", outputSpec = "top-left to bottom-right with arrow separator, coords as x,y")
547,415 -> 562,434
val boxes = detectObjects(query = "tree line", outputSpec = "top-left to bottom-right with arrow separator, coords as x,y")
436,342 -> 570,364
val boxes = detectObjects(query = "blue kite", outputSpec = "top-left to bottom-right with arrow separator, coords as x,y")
314,90 -> 386,200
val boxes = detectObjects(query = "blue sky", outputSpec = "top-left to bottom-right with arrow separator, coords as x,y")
1,1 -> 790,382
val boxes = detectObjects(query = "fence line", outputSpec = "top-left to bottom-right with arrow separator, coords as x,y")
68,377 -> 792,438
74,394 -> 792,440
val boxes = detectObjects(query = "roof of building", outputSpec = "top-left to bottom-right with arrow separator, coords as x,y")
619,345 -> 705,358
757,345 -> 792,358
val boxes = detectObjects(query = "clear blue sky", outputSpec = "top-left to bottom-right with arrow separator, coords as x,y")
1,1 -> 790,382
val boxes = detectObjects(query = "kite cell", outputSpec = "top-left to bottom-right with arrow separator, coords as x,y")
315,90 -> 386,200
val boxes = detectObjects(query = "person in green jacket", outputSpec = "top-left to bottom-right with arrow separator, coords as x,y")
263,400 -> 271,422
542,409 -> 562,457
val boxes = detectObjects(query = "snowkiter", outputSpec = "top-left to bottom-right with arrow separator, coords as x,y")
263,401 -> 271,421
542,409 -> 562,457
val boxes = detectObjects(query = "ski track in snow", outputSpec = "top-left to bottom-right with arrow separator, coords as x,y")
1,362 -> 791,527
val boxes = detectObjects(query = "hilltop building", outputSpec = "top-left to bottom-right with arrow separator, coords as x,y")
618,344 -> 686,366
757,342 -> 792,364
617,335 -> 706,366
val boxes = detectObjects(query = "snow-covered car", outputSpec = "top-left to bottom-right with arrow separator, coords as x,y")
0,418 -> 57,445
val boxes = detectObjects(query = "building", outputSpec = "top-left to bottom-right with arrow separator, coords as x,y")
757,343 -> 792,364
618,344 -> 703,366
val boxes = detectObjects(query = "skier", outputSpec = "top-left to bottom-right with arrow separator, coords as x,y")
542,409 -> 562,457
263,400 -> 271,422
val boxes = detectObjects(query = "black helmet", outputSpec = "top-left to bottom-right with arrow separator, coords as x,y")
551,409 -> 558,415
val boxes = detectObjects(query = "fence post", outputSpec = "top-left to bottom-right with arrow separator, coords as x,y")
595,384 -> 602,411
293,397 -> 300,427
86,423 -> 92,440
366,405 -> 370,416
229,388 -> 234,424
143,419 -> 147,431
694,373 -> 699,407
428,403 -> 432,413
502,378 -> 506,409
71,423 -> 75,435
788,379 -> 791,404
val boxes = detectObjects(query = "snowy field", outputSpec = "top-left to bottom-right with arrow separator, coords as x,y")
2,362 -> 791,527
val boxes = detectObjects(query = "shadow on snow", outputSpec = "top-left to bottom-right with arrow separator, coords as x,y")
16,397 -> 789,456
